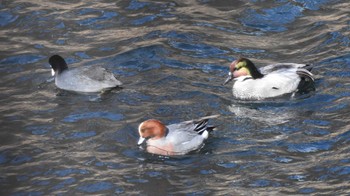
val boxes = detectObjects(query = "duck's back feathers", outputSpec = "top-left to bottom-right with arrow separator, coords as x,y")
259,63 -> 309,74
258,63 -> 314,84
259,62 -> 315,91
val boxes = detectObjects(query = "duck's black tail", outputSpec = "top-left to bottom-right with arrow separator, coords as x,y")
297,68 -> 314,82
297,67 -> 315,93
193,115 -> 219,135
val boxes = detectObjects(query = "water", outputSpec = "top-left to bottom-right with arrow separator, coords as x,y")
1,0 -> 350,195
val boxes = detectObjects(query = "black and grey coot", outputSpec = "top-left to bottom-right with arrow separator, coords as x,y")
49,55 -> 122,93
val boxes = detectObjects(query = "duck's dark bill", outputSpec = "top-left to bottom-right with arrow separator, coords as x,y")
223,73 -> 233,85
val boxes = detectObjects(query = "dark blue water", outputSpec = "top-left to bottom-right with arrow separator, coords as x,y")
1,0 -> 350,195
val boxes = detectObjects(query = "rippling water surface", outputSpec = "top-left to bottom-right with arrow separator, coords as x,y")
1,0 -> 350,195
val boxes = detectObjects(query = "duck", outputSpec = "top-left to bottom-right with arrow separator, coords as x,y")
49,55 -> 122,93
223,57 -> 315,100
137,115 -> 219,156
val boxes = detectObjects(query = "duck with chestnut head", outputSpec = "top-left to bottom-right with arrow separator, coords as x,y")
137,115 -> 218,156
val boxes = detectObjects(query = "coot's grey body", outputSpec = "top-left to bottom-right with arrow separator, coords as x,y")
49,55 -> 121,93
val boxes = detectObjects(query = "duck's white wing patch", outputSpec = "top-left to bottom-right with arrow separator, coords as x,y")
201,130 -> 209,139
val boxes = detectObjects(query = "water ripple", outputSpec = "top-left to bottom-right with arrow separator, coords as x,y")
169,40 -> 229,58
0,11 -> 18,27
63,112 -> 124,122
285,141 -> 334,153
51,178 -> 76,191
76,10 -> 118,27
126,0 -> 150,10
0,54 -> 46,66
240,3 -> 303,32
77,181 -> 114,193
294,0 -> 331,10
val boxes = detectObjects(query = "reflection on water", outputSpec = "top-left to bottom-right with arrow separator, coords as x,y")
228,103 -> 296,126
1,0 -> 350,195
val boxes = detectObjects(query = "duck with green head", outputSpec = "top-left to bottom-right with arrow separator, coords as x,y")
223,57 -> 315,100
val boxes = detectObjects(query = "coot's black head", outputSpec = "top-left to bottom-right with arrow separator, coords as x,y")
49,55 -> 68,76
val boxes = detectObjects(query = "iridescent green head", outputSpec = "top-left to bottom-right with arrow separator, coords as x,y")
223,57 -> 263,85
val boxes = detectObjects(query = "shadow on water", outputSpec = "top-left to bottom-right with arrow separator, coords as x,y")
1,0 -> 350,195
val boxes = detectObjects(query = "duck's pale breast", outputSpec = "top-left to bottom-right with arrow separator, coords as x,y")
146,141 -> 175,156
233,72 -> 301,100
146,130 -> 205,155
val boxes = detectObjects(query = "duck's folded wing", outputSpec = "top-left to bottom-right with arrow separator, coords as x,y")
259,63 -> 309,74
170,115 -> 219,134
